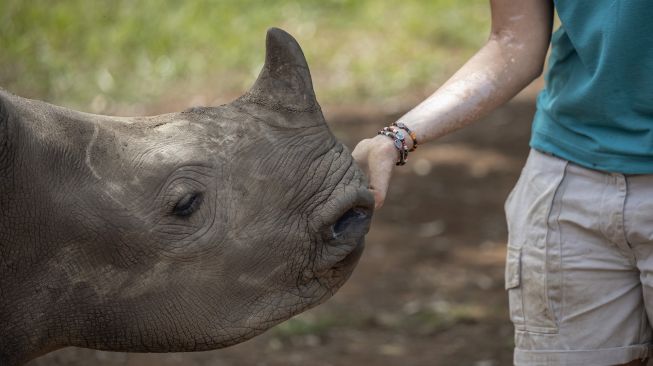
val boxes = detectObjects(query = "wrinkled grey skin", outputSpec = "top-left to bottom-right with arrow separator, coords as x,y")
0,28 -> 373,365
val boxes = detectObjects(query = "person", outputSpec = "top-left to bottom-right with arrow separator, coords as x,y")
352,1 -> 653,365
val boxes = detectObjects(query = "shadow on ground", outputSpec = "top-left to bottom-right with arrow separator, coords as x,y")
30,99 -> 536,366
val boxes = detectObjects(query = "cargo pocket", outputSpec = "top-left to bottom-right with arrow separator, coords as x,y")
505,241 -> 560,334
503,149 -> 566,334
505,246 -> 524,326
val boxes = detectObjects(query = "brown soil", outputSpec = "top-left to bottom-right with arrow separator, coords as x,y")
30,99 -> 536,366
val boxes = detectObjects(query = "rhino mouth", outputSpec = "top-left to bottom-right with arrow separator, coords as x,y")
311,238 -> 365,288
308,203 -> 372,286
332,235 -> 366,270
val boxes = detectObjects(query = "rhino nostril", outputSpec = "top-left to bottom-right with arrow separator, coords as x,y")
332,207 -> 372,240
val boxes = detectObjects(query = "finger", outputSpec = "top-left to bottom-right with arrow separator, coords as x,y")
370,188 -> 386,209
352,140 -> 374,182
367,145 -> 396,209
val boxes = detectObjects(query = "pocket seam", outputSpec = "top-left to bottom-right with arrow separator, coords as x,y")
505,154 -> 568,335
541,161 -> 569,330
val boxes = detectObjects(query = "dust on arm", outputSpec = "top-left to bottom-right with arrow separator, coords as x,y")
399,0 -> 554,144
352,0 -> 554,208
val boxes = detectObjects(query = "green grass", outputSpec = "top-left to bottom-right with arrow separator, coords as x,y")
0,0 -> 490,111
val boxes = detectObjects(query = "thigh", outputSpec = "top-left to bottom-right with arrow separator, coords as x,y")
506,150 -> 651,365
551,164 -> 647,349
627,174 -> 653,326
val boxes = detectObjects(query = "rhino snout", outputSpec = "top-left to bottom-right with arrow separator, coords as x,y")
303,186 -> 374,283
321,206 -> 372,278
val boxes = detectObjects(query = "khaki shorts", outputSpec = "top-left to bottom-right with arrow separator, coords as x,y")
505,149 -> 653,366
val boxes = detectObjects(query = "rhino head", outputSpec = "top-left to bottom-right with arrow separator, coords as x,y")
0,28 -> 373,365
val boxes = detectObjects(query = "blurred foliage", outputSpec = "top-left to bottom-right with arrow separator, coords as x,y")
272,300 -> 487,339
0,0 -> 489,111
272,312 -> 348,338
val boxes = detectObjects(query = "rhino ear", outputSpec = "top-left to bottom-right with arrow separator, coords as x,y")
244,28 -> 319,113
0,92 -> 10,145
0,91 -> 12,171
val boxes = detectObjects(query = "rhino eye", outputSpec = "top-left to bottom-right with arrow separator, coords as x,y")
173,192 -> 203,217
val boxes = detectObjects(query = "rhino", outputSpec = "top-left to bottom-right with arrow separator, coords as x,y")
0,28 -> 374,365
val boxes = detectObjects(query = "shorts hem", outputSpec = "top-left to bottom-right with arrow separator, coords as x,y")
514,343 -> 652,366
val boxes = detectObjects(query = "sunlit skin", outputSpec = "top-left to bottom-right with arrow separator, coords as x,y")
353,0 -> 552,208
354,1 -> 644,364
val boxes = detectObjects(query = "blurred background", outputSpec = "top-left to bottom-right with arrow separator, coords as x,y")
2,1 -> 543,365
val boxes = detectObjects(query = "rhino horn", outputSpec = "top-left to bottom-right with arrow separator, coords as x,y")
244,28 -> 320,114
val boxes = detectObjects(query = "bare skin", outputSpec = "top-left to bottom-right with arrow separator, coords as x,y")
352,1 -> 647,365
353,0 -> 553,208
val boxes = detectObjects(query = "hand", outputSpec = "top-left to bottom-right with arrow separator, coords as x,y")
352,135 -> 399,209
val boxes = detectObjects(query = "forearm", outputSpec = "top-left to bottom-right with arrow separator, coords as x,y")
398,1 -> 553,146
353,0 -> 554,208
399,39 -> 544,145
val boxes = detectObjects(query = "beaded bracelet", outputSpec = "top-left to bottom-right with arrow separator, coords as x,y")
392,122 -> 418,151
377,127 -> 409,166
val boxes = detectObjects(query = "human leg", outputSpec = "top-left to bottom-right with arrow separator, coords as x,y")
506,150 -> 652,366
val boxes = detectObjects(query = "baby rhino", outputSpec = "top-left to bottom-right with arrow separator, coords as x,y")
0,28 -> 373,365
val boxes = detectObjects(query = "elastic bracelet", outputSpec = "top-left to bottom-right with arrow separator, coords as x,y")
387,127 -> 409,165
392,122 -> 418,151
377,127 -> 408,166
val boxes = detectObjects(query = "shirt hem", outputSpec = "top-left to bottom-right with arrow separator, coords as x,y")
530,130 -> 653,174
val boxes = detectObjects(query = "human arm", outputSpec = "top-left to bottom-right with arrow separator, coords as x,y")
352,0 -> 554,208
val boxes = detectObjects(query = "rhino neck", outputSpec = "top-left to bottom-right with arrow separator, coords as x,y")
0,166 -> 54,363
0,222 -> 78,364
0,273 -> 65,365
0,110 -> 75,364
0,324 -> 55,366
0,208 -> 83,365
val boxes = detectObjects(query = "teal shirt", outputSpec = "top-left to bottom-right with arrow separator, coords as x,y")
531,0 -> 653,174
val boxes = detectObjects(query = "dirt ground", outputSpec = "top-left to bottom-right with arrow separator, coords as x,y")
30,98 -> 536,366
